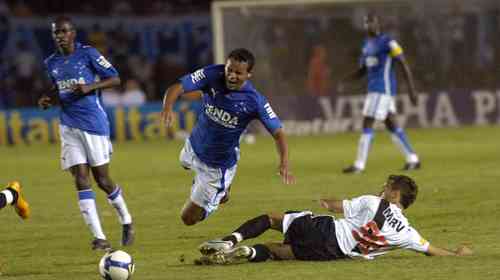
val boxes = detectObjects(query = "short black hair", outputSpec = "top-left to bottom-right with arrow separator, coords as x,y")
53,15 -> 75,29
228,48 -> 255,72
387,175 -> 418,209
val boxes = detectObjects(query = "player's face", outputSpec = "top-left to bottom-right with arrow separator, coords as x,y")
225,58 -> 251,90
363,16 -> 380,36
52,22 -> 76,52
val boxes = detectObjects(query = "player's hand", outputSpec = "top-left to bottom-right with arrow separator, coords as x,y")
456,245 -> 473,256
71,84 -> 93,95
38,95 -> 52,110
161,108 -> 175,127
278,164 -> 295,184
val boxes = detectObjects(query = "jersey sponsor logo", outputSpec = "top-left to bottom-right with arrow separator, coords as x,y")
96,56 -> 112,68
205,104 -> 238,128
191,69 -> 206,84
56,77 -> 86,92
382,207 -> 406,232
264,103 -> 277,119
365,56 -> 379,67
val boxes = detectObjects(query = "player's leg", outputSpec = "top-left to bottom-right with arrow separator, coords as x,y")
82,129 -> 134,246
201,242 -> 294,265
385,113 -> 420,170
0,182 -> 30,219
91,164 -> 134,246
60,125 -> 110,250
70,164 -> 110,250
181,144 -> 237,225
343,116 -> 375,173
199,212 -> 285,254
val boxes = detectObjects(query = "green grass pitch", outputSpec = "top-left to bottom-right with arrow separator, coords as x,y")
1,126 -> 499,279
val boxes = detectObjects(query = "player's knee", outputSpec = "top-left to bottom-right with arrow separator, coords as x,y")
267,213 -> 283,229
180,213 -> 199,226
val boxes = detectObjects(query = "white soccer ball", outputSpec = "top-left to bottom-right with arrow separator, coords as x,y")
99,250 -> 135,280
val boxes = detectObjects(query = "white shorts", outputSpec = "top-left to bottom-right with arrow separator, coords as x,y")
362,92 -> 396,121
180,139 -> 237,217
60,125 -> 113,170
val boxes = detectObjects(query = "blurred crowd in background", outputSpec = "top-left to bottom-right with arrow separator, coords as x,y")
1,0 -> 500,109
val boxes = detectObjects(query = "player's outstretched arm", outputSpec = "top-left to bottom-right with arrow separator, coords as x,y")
318,199 -> 344,213
425,244 -> 473,257
395,56 -> 418,105
161,82 -> 185,127
272,128 -> 295,185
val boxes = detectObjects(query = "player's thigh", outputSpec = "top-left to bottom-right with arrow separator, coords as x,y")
190,160 -> 236,216
362,93 -> 392,121
282,211 -> 313,234
60,125 -> 87,170
264,242 -> 295,261
81,131 -> 113,168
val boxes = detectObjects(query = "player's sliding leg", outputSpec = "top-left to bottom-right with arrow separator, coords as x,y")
385,114 -> 420,170
343,117 -> 375,173
199,213 -> 283,255
198,243 -> 294,265
71,165 -> 110,250
0,181 -> 30,219
92,165 -> 134,246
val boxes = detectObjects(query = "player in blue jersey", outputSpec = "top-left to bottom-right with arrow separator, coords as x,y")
37,17 -> 134,250
341,14 -> 421,174
161,48 -> 295,226
0,181 -> 30,219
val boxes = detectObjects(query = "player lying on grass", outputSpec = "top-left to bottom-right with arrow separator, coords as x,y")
0,181 -> 30,219
196,175 -> 472,264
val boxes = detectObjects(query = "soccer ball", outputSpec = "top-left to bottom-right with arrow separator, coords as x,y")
99,250 -> 135,280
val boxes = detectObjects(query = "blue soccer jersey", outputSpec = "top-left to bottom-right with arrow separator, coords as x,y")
360,34 -> 403,96
44,42 -> 119,136
180,64 -> 282,169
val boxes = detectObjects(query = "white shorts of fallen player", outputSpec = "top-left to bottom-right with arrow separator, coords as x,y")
179,139 -> 237,217
59,125 -> 113,170
362,92 -> 397,121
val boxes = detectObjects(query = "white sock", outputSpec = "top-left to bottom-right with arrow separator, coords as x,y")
391,128 -> 419,163
354,129 -> 374,170
107,186 -> 132,225
232,232 -> 243,243
1,190 -> 14,205
78,190 -> 106,240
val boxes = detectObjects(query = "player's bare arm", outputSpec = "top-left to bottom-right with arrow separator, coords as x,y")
161,82 -> 185,127
272,128 -> 295,184
318,198 -> 343,213
395,55 -> 417,105
425,244 -> 473,257
38,85 -> 58,110
71,76 -> 121,95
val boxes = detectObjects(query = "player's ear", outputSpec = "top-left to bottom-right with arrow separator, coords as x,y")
247,72 -> 252,78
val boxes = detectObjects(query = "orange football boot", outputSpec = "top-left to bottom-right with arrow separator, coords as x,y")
7,181 -> 30,219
